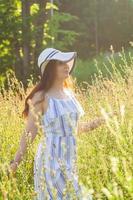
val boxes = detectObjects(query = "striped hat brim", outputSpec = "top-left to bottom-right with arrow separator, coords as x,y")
40,51 -> 77,75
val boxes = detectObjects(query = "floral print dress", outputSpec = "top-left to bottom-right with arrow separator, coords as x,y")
33,88 -> 93,200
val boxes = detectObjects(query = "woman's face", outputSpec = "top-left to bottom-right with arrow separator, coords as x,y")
55,60 -> 70,80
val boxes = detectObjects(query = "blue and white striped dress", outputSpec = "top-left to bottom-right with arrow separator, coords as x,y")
33,88 -> 93,200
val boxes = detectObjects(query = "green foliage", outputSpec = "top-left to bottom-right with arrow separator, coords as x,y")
45,11 -> 79,49
0,0 -> 79,84
46,2 -> 59,10
0,0 -> 22,72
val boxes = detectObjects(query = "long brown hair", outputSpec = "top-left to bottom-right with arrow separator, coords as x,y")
22,59 -> 75,119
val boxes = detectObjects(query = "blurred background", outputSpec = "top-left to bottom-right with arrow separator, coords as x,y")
0,0 -> 133,87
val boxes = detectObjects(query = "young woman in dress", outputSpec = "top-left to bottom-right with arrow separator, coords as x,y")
9,48 -> 115,199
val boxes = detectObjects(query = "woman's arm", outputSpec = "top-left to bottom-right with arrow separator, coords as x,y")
77,112 -> 116,134
77,116 -> 105,134
9,92 -> 46,174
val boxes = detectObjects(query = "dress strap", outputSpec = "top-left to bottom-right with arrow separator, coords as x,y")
65,88 -> 75,98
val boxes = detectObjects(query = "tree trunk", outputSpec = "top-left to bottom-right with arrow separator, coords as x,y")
33,0 -> 48,76
21,0 -> 31,85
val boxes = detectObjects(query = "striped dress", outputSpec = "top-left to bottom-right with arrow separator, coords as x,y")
33,88 -> 93,200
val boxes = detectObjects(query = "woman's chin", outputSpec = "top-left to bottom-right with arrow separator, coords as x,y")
64,74 -> 69,78
60,73 -> 69,80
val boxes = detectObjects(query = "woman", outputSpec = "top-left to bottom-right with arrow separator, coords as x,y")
9,48 -> 113,199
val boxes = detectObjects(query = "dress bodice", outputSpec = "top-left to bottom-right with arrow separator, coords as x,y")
41,88 -> 85,137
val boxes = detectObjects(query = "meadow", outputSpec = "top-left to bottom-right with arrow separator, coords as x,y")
0,47 -> 133,199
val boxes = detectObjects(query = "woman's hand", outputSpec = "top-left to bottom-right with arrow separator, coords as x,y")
77,110 -> 118,134
7,160 -> 18,178
10,160 -> 18,174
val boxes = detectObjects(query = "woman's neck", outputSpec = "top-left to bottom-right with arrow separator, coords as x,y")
50,79 -> 65,92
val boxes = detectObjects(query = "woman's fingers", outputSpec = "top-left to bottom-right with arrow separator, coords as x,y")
6,164 -> 17,178
6,167 -> 14,178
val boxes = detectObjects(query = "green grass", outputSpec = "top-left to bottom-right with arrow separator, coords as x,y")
0,47 -> 133,199
73,47 -> 133,86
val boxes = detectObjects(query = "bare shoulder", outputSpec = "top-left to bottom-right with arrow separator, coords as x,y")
33,90 -> 49,115
28,90 -> 48,115
31,90 -> 44,104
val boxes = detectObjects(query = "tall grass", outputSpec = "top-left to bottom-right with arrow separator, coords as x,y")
76,47 -> 133,199
0,47 -> 133,199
